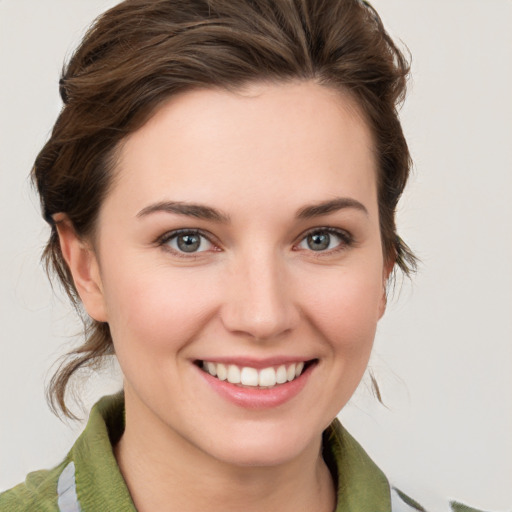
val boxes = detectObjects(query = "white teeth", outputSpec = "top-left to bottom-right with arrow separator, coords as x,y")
206,362 -> 217,377
276,365 -> 287,384
259,367 -> 277,387
241,367 -> 259,386
287,364 -> 296,382
201,361 -> 308,387
227,365 -> 241,384
216,363 -> 227,381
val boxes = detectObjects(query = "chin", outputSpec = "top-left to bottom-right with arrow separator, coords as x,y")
200,422 -> 321,468
214,445 -> 306,468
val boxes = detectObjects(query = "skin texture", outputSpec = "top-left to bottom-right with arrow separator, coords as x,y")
57,81 -> 389,512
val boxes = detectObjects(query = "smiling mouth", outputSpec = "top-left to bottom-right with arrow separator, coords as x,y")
196,360 -> 317,388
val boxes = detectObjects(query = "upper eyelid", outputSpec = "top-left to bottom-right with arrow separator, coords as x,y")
296,226 -> 352,242
159,228 -> 216,244
301,226 -> 350,235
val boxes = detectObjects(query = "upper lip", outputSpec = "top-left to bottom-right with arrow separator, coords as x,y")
194,357 -> 316,369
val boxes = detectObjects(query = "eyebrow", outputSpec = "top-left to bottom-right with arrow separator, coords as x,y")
296,197 -> 368,219
136,196 -> 368,222
137,201 -> 231,223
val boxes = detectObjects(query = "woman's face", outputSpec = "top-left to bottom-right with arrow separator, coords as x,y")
81,82 -> 388,467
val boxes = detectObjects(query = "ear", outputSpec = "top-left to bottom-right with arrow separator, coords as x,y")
378,259 -> 394,319
54,214 -> 108,322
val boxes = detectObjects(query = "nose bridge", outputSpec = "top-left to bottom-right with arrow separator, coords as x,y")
221,246 -> 299,340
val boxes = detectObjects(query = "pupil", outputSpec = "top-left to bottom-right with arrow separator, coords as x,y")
178,234 -> 200,252
308,232 -> 330,251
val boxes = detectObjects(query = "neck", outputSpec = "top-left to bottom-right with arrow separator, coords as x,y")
114,391 -> 336,512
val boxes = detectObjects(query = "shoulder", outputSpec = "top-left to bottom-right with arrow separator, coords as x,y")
1,393 -> 134,512
0,461 -> 67,512
325,417 -> 494,512
391,486 -> 492,512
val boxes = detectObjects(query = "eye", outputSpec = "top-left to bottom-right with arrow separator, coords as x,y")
296,228 -> 352,252
161,230 -> 214,254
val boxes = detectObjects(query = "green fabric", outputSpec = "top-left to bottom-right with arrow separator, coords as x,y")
0,393 -> 135,511
323,420 -> 392,511
450,503 -> 490,512
71,392 -> 136,511
0,463 -> 68,512
394,488 -> 427,511
0,393 -> 491,512
1,392 -> 392,511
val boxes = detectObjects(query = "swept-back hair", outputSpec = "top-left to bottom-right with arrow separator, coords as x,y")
33,0 -> 416,417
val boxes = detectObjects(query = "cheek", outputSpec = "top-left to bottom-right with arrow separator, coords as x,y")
101,261 -> 218,354
300,267 -> 384,352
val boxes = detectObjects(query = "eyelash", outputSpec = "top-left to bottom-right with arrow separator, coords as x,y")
156,227 -> 354,257
295,227 -> 354,255
157,228 -> 218,258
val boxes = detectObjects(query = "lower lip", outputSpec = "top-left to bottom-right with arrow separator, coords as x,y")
197,363 -> 315,410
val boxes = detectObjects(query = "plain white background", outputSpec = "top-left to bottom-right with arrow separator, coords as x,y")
0,1 -> 511,510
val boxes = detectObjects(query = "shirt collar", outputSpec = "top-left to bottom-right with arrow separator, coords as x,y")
71,393 -> 391,511
323,418 -> 391,511
70,392 -> 136,511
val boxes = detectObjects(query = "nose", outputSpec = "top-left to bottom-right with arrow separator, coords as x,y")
220,250 -> 300,341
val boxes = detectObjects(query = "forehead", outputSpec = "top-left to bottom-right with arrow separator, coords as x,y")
108,81 -> 377,220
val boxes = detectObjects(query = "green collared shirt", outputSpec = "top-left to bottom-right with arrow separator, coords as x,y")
0,393 -> 487,512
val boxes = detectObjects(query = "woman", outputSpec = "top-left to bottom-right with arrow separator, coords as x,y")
0,1 -> 495,511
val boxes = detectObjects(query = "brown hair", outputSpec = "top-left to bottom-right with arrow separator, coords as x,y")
34,0 -> 416,417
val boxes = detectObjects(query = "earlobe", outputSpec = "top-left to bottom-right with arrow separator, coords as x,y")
378,260 -> 394,319
378,285 -> 388,319
54,214 -> 108,322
